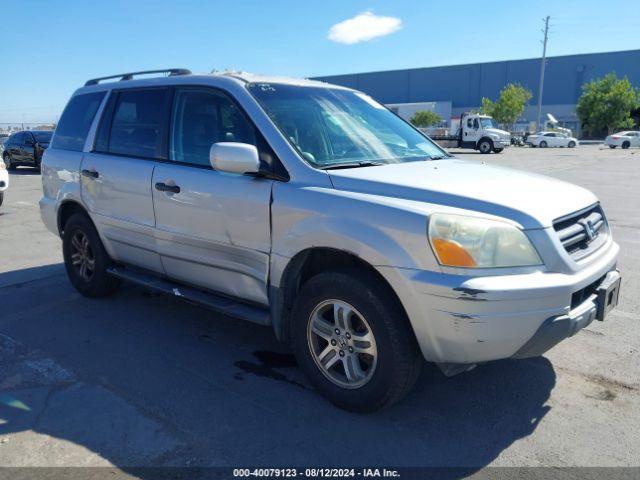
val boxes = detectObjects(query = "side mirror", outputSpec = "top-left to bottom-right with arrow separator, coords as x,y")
209,142 -> 260,175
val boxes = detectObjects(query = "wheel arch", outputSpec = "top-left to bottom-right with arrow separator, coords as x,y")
271,247 -> 411,344
476,137 -> 494,150
57,200 -> 91,236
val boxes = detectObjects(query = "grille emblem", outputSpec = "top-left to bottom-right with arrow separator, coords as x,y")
580,219 -> 597,241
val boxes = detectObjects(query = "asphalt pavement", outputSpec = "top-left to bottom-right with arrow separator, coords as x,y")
0,145 -> 638,472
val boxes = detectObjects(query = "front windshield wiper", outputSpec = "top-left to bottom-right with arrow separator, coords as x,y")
320,161 -> 384,170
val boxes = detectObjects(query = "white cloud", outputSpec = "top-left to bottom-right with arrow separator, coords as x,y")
328,11 -> 402,45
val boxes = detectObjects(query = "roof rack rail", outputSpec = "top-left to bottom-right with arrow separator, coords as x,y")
84,68 -> 192,86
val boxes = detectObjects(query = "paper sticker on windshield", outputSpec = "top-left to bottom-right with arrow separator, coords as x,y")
354,92 -> 385,109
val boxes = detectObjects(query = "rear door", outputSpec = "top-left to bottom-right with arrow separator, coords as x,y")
151,87 -> 275,305
82,87 -> 171,273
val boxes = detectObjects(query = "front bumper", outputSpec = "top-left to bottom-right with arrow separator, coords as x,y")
378,240 -> 620,364
513,269 -> 620,358
496,140 -> 511,148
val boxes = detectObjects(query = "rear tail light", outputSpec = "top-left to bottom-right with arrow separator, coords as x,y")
611,136 -> 620,139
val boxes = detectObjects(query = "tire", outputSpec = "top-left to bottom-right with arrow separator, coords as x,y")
0,192 -> 3,207
622,141 -> 630,149
493,148 -> 504,153
539,141 -> 548,148
62,213 -> 120,297
478,139 -> 493,154
609,145 -> 616,149
290,269 -> 422,413
3,153 -> 14,171
568,141 -> 576,148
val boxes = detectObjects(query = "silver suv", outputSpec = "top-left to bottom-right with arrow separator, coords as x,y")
40,69 -> 621,412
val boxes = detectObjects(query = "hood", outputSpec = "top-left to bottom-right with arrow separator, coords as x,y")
327,159 -> 597,229
485,127 -> 510,137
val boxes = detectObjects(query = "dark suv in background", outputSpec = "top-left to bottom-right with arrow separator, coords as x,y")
2,130 -> 52,171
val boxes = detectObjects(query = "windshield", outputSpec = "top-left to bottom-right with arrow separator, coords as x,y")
247,83 -> 447,168
33,131 -> 53,142
479,117 -> 496,129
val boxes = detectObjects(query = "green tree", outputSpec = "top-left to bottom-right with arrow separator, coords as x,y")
480,83 -> 532,130
576,73 -> 639,136
410,110 -> 442,128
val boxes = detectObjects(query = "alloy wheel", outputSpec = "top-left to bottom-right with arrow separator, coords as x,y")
307,299 -> 378,389
70,231 -> 95,281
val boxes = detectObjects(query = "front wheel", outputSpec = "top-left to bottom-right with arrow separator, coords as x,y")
3,153 -> 14,171
0,192 -> 3,207
493,148 -> 504,153
478,139 -> 493,154
291,270 -> 422,412
62,213 -> 120,297
622,141 -> 630,149
539,141 -> 548,148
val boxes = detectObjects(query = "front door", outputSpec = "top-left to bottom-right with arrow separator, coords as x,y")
81,87 -> 171,273
464,117 -> 481,145
151,87 -> 275,305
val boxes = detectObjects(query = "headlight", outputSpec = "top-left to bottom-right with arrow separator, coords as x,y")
0,161 -> 5,170
428,214 -> 542,268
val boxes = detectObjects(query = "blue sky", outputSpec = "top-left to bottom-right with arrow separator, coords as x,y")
1,0 -> 638,123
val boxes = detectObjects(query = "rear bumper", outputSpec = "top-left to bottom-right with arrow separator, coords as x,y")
39,196 -> 59,235
378,240 -> 620,364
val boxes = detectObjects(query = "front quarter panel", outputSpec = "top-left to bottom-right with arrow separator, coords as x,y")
270,181 -> 442,282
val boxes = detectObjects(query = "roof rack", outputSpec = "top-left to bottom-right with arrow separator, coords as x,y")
84,68 -> 192,86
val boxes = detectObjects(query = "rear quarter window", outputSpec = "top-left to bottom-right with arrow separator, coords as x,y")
51,91 -> 106,151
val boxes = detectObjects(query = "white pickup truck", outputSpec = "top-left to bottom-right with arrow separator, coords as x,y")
40,69 -> 620,412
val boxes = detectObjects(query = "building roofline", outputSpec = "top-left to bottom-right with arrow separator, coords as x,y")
312,48 -> 640,79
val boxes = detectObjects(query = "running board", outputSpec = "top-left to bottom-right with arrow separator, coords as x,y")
106,266 -> 271,326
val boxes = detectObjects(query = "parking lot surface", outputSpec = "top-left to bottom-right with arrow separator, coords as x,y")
0,145 -> 639,470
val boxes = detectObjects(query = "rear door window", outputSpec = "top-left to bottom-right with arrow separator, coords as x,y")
106,89 -> 169,159
51,91 -> 106,151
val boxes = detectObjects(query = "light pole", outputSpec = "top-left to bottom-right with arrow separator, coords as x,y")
536,15 -> 550,131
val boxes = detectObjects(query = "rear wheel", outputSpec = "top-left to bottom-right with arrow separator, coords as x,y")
62,213 -> 120,297
568,141 -> 576,148
622,141 -> 630,149
478,139 -> 493,154
0,192 -> 3,207
493,148 -> 504,153
539,141 -> 548,148
609,145 -> 616,149
291,269 -> 422,412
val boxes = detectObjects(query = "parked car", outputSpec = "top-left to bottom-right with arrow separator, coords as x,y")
605,131 -> 640,149
40,69 -> 621,412
2,130 -> 52,170
526,131 -> 578,148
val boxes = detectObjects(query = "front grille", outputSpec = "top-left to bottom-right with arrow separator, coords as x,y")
553,204 -> 607,260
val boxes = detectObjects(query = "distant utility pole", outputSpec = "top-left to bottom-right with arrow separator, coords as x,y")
536,15 -> 551,131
